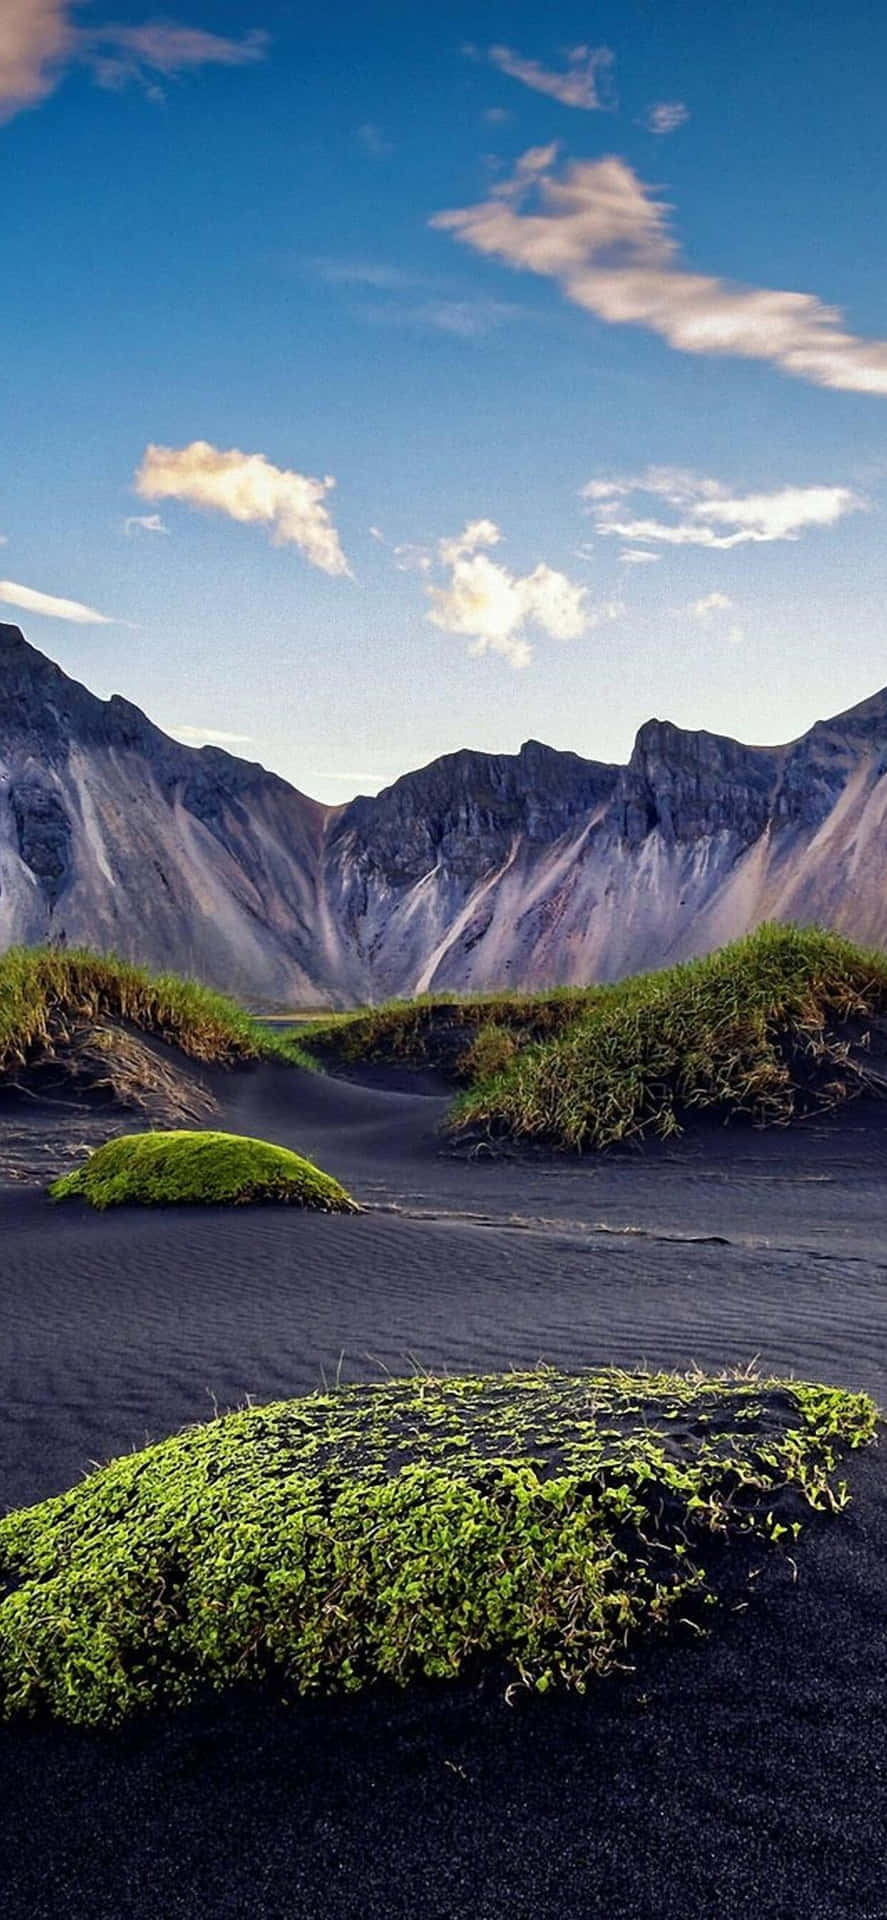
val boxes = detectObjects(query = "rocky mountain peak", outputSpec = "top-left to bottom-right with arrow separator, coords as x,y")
619,716 -> 782,849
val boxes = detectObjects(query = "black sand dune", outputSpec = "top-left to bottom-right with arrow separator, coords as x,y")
1,1059 -> 886,1916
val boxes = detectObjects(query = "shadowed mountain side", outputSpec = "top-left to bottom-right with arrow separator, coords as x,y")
3,623 -> 887,1002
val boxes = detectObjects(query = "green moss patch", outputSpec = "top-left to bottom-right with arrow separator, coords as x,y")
0,1366 -> 876,1726
450,924 -> 887,1150
49,1129 -> 356,1211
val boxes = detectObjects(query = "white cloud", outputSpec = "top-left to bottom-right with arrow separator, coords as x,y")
690,591 -> 733,617
135,441 -> 351,576
0,0 -> 74,115
620,547 -> 659,564
437,518 -> 501,566
0,3 -> 266,120
487,43 -> 615,111
644,101 -> 689,134
124,512 -> 168,536
0,578 -> 114,623
433,150 -> 887,395
168,724 -> 253,746
484,105 -> 511,125
583,468 -> 865,548
426,518 -> 617,669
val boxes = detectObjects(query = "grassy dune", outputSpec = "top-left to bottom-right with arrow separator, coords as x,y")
0,1366 -> 876,1727
0,947 -> 314,1075
49,1129 -> 356,1212
296,983 -> 595,1078
452,925 -> 887,1149
300,926 -> 887,1150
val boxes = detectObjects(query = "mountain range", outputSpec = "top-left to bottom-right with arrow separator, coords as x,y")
1,621 -> 885,1007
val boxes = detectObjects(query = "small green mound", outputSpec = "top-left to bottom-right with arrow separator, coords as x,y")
0,1366 -> 876,1726
450,924 -> 887,1150
49,1130 -> 356,1211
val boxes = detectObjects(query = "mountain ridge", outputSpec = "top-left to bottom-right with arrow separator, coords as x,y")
2,622 -> 886,1005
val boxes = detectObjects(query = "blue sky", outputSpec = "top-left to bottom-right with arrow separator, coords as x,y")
2,0 -> 887,799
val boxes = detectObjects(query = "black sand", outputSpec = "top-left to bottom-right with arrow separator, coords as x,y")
1,1062 -> 886,1917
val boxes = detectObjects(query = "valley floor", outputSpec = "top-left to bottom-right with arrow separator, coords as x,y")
1,1063 -> 886,1917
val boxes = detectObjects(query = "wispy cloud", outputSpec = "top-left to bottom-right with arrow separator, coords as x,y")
426,517 -> 619,668
689,591 -> 733,617
0,577 -> 114,623
313,260 -> 414,291
679,590 -> 744,642
486,43 -> 616,112
644,101 -> 689,134
135,441 -> 351,576
583,469 -> 865,549
313,256 -> 517,339
364,295 -> 515,338
124,512 -> 168,536
357,122 -> 392,157
620,547 -> 659,564
0,3 -> 266,120
168,724 -> 253,747
394,544 -> 433,573
434,150 -> 887,395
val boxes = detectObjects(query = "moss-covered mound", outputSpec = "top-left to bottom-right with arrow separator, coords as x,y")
49,1129 -> 356,1211
0,1367 -> 876,1727
0,946 -> 315,1087
450,924 -> 887,1150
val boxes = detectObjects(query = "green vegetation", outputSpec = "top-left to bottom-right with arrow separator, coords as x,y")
297,983 -> 594,1077
0,1365 -> 876,1727
452,924 -> 887,1149
49,1129 -> 355,1211
0,946 -> 315,1075
299,926 -> 887,1146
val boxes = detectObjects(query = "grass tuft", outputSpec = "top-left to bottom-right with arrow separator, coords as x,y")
48,1129 -> 356,1212
0,1365 -> 876,1727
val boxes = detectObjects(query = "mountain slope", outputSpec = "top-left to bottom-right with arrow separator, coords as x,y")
2,623 -> 886,1004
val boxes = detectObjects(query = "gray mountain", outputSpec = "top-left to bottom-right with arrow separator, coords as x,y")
2,622 -> 886,1005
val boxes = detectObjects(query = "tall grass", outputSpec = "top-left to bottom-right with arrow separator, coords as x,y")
450,924 -> 887,1150
0,947 -> 312,1072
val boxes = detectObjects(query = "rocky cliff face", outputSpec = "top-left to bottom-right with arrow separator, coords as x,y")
2,621 -> 887,1004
